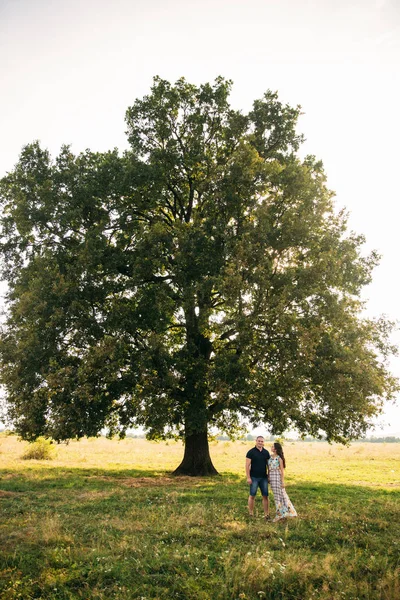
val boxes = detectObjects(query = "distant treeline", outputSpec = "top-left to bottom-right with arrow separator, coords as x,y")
1,429 -> 399,443
292,436 -> 400,443
215,435 -> 400,443
124,432 -> 400,443
358,436 -> 400,443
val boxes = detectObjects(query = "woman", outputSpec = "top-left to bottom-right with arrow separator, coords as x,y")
268,442 -> 297,522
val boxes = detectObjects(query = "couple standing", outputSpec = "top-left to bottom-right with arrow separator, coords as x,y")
245,435 -> 297,522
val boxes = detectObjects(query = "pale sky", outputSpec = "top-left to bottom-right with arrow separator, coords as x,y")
1,0 -> 399,434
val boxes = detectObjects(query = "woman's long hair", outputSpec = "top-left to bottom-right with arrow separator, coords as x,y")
274,442 -> 286,468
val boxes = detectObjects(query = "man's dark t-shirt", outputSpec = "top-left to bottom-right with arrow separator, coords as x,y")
246,447 -> 271,478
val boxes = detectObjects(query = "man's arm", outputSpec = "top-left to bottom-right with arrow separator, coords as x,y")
245,457 -> 252,484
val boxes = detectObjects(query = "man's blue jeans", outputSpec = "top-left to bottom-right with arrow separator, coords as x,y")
249,476 -> 269,497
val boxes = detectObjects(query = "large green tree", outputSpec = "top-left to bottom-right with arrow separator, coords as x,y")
0,77 -> 397,474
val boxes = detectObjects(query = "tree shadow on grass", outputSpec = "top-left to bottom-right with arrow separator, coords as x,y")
1,465 -> 398,513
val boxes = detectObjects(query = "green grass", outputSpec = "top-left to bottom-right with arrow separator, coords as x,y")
0,436 -> 399,599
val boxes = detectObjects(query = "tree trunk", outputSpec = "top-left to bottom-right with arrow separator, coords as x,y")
172,430 -> 219,476
173,301 -> 218,476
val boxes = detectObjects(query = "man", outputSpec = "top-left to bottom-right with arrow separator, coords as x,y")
245,435 -> 270,519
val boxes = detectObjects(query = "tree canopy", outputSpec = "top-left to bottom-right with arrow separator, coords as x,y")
0,76 -> 397,474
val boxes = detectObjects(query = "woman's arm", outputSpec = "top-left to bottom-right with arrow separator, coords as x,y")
279,457 -> 285,487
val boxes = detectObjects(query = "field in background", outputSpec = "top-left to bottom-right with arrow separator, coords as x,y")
1,435 -> 399,599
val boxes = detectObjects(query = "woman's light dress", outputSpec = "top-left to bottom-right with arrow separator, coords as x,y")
268,456 -> 297,520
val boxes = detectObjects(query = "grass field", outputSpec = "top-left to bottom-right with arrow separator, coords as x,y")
0,435 -> 399,599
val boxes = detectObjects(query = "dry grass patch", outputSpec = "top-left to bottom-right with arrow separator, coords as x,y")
3,527 -> 37,543
38,514 -> 74,544
100,515 -> 147,533
222,520 -> 247,532
165,490 -> 180,504
121,476 -> 185,487
0,490 -> 15,497
76,490 -> 114,501
168,503 -> 209,528
221,547 -> 283,595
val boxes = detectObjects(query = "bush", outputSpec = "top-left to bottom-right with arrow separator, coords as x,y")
21,437 -> 56,460
2,429 -> 17,436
